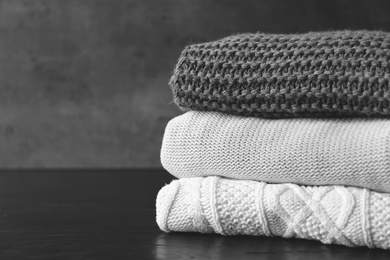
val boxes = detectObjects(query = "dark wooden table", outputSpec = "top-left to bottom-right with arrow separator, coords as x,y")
0,169 -> 389,259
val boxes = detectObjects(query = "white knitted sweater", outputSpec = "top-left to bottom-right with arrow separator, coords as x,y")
161,111 -> 390,193
156,177 -> 390,249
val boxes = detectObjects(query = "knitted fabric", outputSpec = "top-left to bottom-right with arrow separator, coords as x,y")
161,111 -> 390,193
156,177 -> 390,249
170,30 -> 390,118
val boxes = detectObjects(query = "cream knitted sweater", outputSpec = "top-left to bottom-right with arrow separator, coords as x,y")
156,177 -> 390,249
161,111 -> 390,193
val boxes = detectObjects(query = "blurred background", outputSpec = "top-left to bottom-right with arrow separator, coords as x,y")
0,0 -> 389,168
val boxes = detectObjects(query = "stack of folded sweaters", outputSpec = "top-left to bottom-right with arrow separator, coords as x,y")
156,30 -> 390,250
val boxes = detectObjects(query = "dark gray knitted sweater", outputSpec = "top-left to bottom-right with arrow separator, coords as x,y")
169,31 -> 390,118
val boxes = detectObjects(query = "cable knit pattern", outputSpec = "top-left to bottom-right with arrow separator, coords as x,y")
161,111 -> 390,193
170,30 -> 390,118
156,177 -> 390,249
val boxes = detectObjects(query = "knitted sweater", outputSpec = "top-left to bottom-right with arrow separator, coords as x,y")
156,177 -> 390,250
161,111 -> 390,193
170,30 -> 390,118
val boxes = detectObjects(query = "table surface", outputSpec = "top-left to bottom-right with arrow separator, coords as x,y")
0,169 -> 389,260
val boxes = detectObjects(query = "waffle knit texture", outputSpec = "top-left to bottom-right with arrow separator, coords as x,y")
170,30 -> 390,118
156,176 -> 390,249
161,111 -> 390,193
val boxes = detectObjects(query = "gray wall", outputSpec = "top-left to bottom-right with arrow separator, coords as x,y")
0,0 -> 389,168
